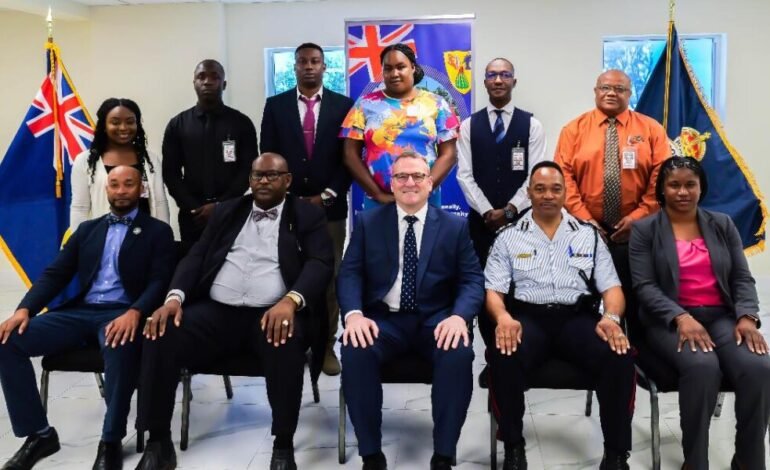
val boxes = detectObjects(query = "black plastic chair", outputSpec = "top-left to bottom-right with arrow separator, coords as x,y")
630,323 -> 729,470
338,353 -> 456,465
40,345 -> 145,452
179,350 -> 319,450
481,358 -> 595,469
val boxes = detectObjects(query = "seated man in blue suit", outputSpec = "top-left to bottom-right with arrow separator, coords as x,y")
0,165 -> 175,470
338,151 -> 484,470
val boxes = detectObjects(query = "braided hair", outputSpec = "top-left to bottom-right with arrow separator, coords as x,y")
87,98 -> 154,182
379,43 -> 425,84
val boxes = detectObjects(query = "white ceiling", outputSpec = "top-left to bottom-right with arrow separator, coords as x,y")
70,0 -> 318,4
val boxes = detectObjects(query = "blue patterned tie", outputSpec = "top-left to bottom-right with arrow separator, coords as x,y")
493,110 -> 505,143
400,215 -> 419,313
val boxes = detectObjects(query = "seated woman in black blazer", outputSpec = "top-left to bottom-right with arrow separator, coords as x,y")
629,156 -> 769,470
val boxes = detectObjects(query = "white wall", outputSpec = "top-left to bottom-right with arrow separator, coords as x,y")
1,0 -> 769,273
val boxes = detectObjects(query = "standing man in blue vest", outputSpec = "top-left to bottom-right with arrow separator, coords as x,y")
457,57 -> 547,346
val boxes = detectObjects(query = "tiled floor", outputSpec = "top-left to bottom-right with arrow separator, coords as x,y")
0,257 -> 767,469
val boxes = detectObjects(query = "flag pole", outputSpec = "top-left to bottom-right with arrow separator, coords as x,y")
46,7 -> 64,198
662,0 -> 675,131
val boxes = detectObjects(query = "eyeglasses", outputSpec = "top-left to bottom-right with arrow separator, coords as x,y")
596,84 -> 630,94
392,172 -> 428,184
249,171 -> 289,182
484,71 -> 514,81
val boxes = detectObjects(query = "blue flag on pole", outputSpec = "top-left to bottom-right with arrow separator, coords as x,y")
0,42 -> 94,289
636,23 -> 767,253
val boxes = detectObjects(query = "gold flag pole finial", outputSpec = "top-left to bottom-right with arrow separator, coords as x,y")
46,7 -> 53,42
669,0 -> 675,23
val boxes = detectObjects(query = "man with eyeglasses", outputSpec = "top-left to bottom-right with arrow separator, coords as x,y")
260,43 -> 354,376
457,58 -> 547,266
135,153 -> 333,470
456,58 -> 548,350
338,152 -> 484,470
554,69 -> 669,324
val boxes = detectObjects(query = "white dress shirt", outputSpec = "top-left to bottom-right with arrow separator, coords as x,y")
344,203 -> 429,320
208,201 -> 288,306
456,100 -> 548,214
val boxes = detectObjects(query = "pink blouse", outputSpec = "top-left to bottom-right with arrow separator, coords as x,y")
676,238 -> 723,307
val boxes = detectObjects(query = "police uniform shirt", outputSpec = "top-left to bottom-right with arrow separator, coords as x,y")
484,209 -> 620,304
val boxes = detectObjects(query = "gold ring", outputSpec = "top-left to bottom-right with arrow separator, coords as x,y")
281,320 -> 290,327
145,317 -> 152,323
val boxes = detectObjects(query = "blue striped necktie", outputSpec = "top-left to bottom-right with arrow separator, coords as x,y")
493,110 -> 505,143
400,215 -> 419,313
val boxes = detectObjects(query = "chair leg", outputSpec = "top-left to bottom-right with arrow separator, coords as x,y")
181,369 -> 192,451
338,388 -> 346,464
713,391 -> 725,418
650,382 -> 661,470
489,392 -> 497,469
312,375 -> 320,404
95,373 -> 106,400
223,375 -> 233,400
136,430 -> 144,453
584,390 -> 593,417
40,371 -> 50,413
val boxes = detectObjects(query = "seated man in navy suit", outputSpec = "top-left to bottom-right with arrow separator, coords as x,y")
0,165 -> 175,470
338,152 -> 484,470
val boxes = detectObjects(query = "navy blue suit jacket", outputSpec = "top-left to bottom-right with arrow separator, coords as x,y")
260,88 -> 354,221
17,211 -> 176,316
337,203 -> 484,327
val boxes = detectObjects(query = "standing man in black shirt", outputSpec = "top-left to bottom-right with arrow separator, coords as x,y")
260,43 -> 354,376
163,59 -> 258,254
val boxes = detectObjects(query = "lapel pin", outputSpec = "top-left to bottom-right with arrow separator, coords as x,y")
133,227 -> 142,235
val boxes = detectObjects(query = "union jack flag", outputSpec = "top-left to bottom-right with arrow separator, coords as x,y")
347,24 -> 416,81
0,42 -> 93,289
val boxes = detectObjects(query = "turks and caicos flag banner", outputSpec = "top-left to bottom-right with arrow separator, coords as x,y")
0,41 -> 94,288
345,17 -> 474,219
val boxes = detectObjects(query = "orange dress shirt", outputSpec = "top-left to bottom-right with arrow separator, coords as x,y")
554,108 -> 670,224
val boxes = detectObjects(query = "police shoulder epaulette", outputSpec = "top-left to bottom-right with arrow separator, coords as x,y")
568,220 -> 580,231
494,221 -> 516,236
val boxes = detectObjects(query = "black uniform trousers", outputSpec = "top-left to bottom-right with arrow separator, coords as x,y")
488,301 -> 636,452
137,299 -> 307,440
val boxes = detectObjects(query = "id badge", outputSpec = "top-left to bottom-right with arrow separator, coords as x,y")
621,147 -> 637,170
222,140 -> 236,163
511,147 -> 525,171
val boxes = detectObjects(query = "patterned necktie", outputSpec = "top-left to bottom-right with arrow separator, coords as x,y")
107,214 -> 132,226
603,117 -> 621,226
299,95 -> 320,159
493,109 -> 505,144
400,215 -> 419,313
252,208 -> 278,222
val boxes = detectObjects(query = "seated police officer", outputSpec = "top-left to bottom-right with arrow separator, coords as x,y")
0,166 -> 175,470
484,161 -> 635,470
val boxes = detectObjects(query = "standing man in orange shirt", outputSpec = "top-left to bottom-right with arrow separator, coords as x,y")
554,69 -> 669,323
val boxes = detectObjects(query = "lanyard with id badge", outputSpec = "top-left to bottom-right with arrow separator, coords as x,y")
511,140 -> 526,171
222,137 -> 236,163
622,135 -> 643,170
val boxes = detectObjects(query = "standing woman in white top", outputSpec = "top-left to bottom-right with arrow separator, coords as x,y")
70,98 -> 170,231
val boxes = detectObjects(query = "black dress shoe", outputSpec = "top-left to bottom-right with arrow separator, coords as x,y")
731,454 -> 744,470
134,440 -> 176,470
599,450 -> 630,470
503,441 -> 527,470
2,428 -> 60,470
93,440 -> 122,470
429,453 -> 453,470
361,451 -> 387,470
269,448 -> 297,470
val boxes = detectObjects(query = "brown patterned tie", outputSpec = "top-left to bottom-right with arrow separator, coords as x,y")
603,117 -> 621,226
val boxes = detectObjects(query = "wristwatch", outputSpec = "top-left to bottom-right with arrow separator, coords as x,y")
284,291 -> 303,309
320,191 -> 336,208
602,312 -> 621,324
503,205 -> 517,222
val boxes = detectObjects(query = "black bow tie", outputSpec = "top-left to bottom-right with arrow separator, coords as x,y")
107,214 -> 133,226
252,208 -> 278,222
